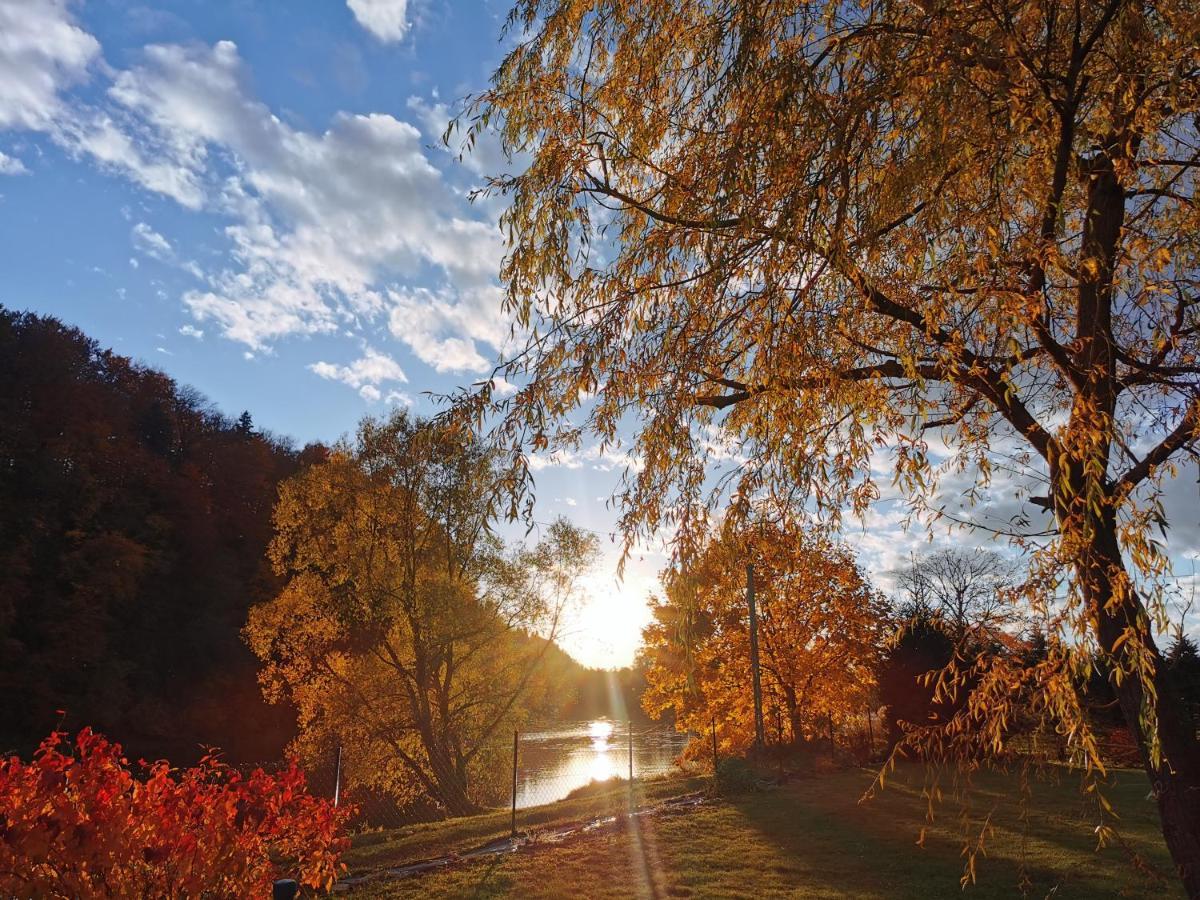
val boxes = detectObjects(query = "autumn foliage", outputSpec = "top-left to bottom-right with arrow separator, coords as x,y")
641,518 -> 888,755
0,728 -> 351,898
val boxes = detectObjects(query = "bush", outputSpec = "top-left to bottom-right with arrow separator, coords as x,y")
0,728 -> 352,898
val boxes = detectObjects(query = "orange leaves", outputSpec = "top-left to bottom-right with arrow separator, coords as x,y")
0,728 -> 352,898
642,517 -> 887,752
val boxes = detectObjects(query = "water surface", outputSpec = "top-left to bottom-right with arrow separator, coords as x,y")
514,719 -> 689,809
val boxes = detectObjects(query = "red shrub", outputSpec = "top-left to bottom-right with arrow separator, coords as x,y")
0,728 -> 352,898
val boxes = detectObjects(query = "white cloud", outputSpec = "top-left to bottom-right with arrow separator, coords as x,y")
526,449 -> 584,472
0,150 -> 27,174
0,0 -> 98,131
0,15 -> 511,370
99,41 -> 504,360
309,347 -> 408,397
407,95 -> 512,178
178,324 -> 203,339
131,221 -> 172,258
346,0 -> 408,42
386,286 -> 499,373
491,377 -> 518,397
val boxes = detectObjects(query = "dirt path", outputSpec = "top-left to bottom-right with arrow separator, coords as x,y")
334,792 -> 711,892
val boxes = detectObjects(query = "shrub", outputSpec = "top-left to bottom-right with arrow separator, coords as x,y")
0,728 -> 352,898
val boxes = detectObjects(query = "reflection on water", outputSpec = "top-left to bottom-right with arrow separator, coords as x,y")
514,719 -> 689,809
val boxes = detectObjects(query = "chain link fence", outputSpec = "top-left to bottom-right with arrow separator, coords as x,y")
243,721 -> 695,834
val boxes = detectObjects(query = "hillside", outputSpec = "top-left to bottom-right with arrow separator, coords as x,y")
0,307 -> 315,763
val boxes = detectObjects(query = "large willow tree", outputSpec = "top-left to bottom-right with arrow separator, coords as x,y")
463,0 -> 1200,889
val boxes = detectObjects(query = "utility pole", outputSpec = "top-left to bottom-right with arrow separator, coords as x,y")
747,564 -> 765,750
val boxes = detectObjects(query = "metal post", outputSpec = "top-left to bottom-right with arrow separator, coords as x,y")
747,564 -> 765,749
628,720 -> 634,784
866,706 -> 875,758
333,744 -> 342,808
511,730 -> 518,838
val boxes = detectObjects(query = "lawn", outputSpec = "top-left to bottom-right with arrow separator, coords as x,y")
341,765 -> 1182,898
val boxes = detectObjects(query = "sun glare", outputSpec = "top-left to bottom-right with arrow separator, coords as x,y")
588,719 -> 614,741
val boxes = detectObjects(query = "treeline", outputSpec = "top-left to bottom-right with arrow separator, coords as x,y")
0,308 -> 320,763
537,643 -> 655,725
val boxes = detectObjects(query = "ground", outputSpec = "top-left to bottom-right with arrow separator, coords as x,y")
341,765 -> 1182,898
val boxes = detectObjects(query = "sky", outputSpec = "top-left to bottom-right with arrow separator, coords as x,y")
0,0 -> 1196,668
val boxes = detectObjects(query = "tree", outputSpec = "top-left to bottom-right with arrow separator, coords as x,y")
896,549 -> 1020,645
1167,635 -> 1200,741
641,517 -> 888,754
877,612 -> 957,750
0,307 -> 303,763
245,412 -> 597,817
463,0 -> 1200,887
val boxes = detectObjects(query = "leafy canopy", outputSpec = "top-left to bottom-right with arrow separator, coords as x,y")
641,517 -> 888,754
246,412 -> 598,817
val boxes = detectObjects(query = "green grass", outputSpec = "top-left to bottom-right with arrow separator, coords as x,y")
343,766 -> 1183,898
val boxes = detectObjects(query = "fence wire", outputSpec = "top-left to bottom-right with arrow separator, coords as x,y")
242,714 -> 1146,838
261,721 -> 693,832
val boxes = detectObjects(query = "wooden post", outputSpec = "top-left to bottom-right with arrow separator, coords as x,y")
866,706 -> 875,759
747,564 -> 765,750
827,712 -> 835,759
710,718 -> 719,786
333,744 -> 342,808
511,730 -> 518,838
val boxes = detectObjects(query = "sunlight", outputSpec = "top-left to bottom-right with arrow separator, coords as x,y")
588,719 -> 614,742
587,746 -> 617,783
557,570 -> 658,669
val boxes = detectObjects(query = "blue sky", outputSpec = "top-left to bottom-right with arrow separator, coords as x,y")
0,0 -> 663,667
1,0 -> 1196,667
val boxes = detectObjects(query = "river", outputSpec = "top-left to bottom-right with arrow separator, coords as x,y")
514,719 -> 690,809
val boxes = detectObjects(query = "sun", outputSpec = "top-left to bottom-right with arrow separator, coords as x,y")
558,571 -> 658,669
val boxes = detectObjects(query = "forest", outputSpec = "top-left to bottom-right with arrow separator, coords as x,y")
0,307 -> 641,769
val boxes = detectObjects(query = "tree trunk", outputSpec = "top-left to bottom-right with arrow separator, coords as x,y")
1076,513 -> 1200,896
433,757 -> 479,818
784,684 -> 801,746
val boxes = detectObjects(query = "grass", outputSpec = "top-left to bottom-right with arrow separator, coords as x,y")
342,765 -> 1183,898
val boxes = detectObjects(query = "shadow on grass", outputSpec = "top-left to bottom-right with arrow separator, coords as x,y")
716,764 -> 1179,899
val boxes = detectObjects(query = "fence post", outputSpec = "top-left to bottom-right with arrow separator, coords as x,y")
333,744 -> 342,808
511,730 -> 518,838
866,706 -> 874,759
628,720 -> 633,785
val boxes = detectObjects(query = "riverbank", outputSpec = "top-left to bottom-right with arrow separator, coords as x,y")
341,765 -> 1182,898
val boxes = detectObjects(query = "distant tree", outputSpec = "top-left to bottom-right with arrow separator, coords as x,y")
1168,635 -> 1200,741
641,517 -> 888,753
245,412 -> 598,817
896,549 -> 1020,645
235,410 -> 255,437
